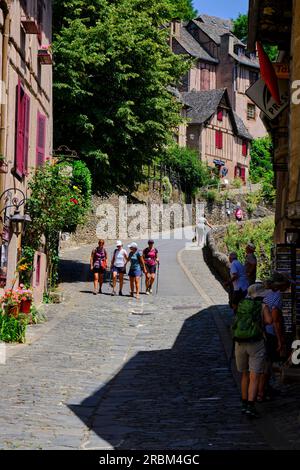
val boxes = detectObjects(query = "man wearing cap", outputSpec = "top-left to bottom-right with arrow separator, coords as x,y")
245,242 -> 257,286
110,241 -> 128,296
143,240 -> 159,295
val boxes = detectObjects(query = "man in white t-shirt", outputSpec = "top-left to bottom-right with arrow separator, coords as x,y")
229,252 -> 249,314
110,240 -> 128,296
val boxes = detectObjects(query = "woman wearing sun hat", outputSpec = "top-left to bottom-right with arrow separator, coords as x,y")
110,240 -> 128,296
126,242 -> 147,299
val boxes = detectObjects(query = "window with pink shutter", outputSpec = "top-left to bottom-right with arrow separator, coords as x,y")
215,130 -> 223,149
15,80 -> 30,178
217,108 -> 223,121
36,112 -> 46,166
242,140 -> 248,156
36,254 -> 41,286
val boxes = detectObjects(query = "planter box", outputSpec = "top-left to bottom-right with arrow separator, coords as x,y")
38,49 -> 53,65
21,17 -> 39,35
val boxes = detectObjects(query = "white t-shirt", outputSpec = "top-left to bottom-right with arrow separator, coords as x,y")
230,260 -> 249,292
114,248 -> 127,267
197,217 -> 207,227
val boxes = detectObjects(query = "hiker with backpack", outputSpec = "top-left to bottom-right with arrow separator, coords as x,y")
143,239 -> 159,295
126,242 -> 147,300
232,283 -> 273,418
90,239 -> 108,295
110,240 -> 128,296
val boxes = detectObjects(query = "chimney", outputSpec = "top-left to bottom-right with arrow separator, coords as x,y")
220,33 -> 234,55
171,18 -> 182,38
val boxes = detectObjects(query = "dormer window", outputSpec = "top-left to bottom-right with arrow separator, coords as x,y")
235,45 -> 245,56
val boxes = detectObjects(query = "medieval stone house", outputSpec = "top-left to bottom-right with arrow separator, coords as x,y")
0,0 -> 52,304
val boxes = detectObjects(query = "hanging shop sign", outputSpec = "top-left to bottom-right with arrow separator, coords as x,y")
273,63 -> 290,80
246,78 -> 289,120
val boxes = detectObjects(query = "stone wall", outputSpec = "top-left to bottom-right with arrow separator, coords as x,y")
204,227 -> 230,283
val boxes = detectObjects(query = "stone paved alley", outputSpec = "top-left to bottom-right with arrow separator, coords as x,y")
0,231 -> 299,450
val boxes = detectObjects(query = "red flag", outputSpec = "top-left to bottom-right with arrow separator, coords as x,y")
256,41 -> 281,104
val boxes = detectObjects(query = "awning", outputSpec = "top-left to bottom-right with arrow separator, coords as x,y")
213,159 -> 225,166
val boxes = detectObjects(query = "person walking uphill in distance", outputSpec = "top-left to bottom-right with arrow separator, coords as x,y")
229,252 -> 249,314
195,214 -> 213,248
90,239 -> 108,294
245,242 -> 257,286
110,240 -> 128,296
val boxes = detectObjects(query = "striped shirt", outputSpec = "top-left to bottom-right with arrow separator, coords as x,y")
263,290 -> 282,336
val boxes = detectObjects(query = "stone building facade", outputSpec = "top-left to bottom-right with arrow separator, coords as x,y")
0,0 -> 52,304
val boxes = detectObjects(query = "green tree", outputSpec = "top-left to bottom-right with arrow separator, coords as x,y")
163,145 -> 217,201
53,0 -> 191,195
249,136 -> 273,183
233,13 -> 278,61
167,0 -> 197,20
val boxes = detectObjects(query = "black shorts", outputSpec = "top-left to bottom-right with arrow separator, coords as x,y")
146,265 -> 156,274
231,289 -> 247,306
93,267 -> 105,274
265,333 -> 281,363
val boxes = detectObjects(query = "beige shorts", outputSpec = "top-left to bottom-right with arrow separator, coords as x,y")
235,339 -> 266,373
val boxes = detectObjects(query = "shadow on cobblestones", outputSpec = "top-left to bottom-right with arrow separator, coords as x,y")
69,306 -> 270,450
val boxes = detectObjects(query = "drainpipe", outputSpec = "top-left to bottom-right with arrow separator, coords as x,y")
0,1 -> 10,219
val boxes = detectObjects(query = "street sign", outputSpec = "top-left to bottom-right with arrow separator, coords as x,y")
273,63 -> 290,79
246,78 -> 289,120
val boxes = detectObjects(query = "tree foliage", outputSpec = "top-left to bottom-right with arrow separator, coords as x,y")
232,13 -> 278,61
53,0 -> 191,195
249,136 -> 273,183
167,0 -> 197,20
163,145 -> 218,199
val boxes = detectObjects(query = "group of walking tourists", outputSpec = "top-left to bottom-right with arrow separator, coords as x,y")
228,244 -> 290,418
90,239 -> 159,300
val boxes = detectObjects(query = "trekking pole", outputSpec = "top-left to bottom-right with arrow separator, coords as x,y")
156,262 -> 160,295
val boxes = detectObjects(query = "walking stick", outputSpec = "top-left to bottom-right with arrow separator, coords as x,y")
156,262 -> 160,295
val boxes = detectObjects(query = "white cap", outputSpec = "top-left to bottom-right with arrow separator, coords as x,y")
128,242 -> 138,249
116,240 -> 123,247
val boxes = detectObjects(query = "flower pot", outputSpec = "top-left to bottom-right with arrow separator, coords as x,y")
20,299 -> 32,314
5,304 -> 20,318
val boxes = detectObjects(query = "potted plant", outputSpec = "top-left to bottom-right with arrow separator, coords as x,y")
0,288 -> 21,317
17,285 -> 33,314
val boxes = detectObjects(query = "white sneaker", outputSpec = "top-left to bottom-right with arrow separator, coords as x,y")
149,288 -> 153,294
145,290 -> 150,295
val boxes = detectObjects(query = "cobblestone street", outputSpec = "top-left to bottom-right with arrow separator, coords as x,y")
0,232 -> 299,450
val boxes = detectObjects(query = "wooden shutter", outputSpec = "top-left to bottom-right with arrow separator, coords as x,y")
234,166 -> 238,177
15,81 -> 25,177
242,140 -> 248,156
217,108 -> 223,121
240,167 -> 246,182
215,130 -> 223,149
36,112 -> 46,166
24,94 -> 30,173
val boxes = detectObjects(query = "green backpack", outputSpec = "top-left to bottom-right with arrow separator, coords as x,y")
232,298 -> 263,342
